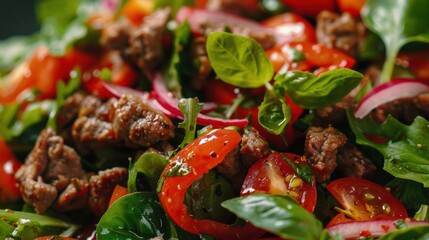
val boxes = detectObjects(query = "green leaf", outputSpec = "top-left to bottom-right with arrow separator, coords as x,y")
0,209 -> 79,238
0,35 -> 41,72
362,0 -> 429,84
222,194 -> 323,240
178,98 -> 203,149
127,152 -> 168,192
414,205 -> 429,221
206,32 -> 274,88
386,178 -> 429,213
276,68 -> 362,109
258,91 -> 290,135
348,112 -> 429,187
96,192 -> 200,240
377,225 -> 429,240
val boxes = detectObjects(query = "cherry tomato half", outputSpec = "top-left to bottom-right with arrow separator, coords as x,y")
261,12 -> 317,43
266,41 -> 356,74
241,152 -> 317,212
337,0 -> 365,17
327,177 -> 408,221
0,139 -> 21,204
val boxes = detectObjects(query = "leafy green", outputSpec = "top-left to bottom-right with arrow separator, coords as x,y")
0,35 -> 41,73
206,32 -> 274,88
377,225 -> 429,240
185,171 -> 236,224
414,205 -> 429,221
96,192 -> 199,240
258,90 -> 290,135
275,69 -> 362,109
387,178 -> 429,213
222,194 -> 323,240
362,0 -> 429,83
348,112 -> 429,187
164,19 -> 192,96
127,152 -> 168,192
37,0 -> 100,55
178,98 -> 203,149
0,209 -> 79,239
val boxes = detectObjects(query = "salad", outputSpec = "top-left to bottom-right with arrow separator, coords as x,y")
1,0 -> 429,239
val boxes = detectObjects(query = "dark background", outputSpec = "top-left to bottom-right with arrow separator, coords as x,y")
0,1 -> 39,40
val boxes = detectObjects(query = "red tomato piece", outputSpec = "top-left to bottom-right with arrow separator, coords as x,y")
240,152 -> 317,212
83,51 -> 139,99
327,177 -> 408,221
281,0 -> 337,18
337,0 -> 365,17
0,47 -> 98,104
159,129 -> 265,240
121,0 -> 153,26
108,185 -> 129,208
326,212 -> 354,227
397,50 -> 429,81
261,12 -> 317,43
0,139 -> 21,204
266,41 -> 356,74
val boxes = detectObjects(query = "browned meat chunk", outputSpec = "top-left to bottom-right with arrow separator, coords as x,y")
336,143 -> 377,178
190,36 -> 212,90
128,8 -> 171,70
316,11 -> 364,56
72,116 -> 116,147
113,95 -> 175,147
20,177 -> 58,213
57,92 -> 85,130
240,127 -> 272,168
15,128 -> 87,213
88,167 -> 128,216
101,21 -> 131,51
313,95 -> 354,127
54,178 -> 90,212
205,0 -> 263,18
305,126 -> 347,182
216,147 -> 242,179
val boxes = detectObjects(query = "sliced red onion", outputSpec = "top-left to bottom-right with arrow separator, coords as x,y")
151,73 -> 249,128
327,219 -> 429,239
354,79 -> 429,119
175,7 -> 288,46
102,0 -> 120,13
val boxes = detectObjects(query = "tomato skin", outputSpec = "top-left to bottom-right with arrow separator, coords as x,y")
261,12 -> 317,43
159,129 -> 265,240
83,51 -> 139,99
241,152 -> 317,212
327,177 -> 408,221
326,213 -> 354,227
122,0 -> 153,26
266,41 -> 356,74
337,0 -> 365,17
0,139 -> 21,204
281,0 -> 337,18
0,47 -> 98,104
397,50 -> 429,81
108,185 -> 129,208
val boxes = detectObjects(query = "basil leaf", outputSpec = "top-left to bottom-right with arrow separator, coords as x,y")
276,69 -> 362,108
127,152 -> 168,192
387,178 -> 429,213
362,0 -> 429,83
222,194 -> 323,240
206,32 -> 274,88
258,91 -> 290,135
0,209 -> 79,239
178,98 -> 203,149
348,112 -> 429,187
377,225 -> 429,240
97,192 -> 199,240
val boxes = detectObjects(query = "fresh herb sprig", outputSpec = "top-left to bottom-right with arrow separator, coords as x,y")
206,32 -> 362,135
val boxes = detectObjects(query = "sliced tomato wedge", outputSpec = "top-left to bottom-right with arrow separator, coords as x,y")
240,152 -> 317,212
261,12 -> 317,43
337,0 -> 365,17
0,139 -> 21,204
107,185 -> 129,208
158,129 -> 265,240
266,41 -> 356,74
327,177 -> 408,221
